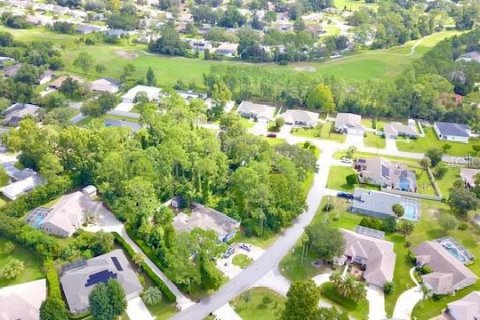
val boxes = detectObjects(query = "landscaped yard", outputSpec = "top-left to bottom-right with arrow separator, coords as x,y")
292,122 -> 346,143
320,282 -> 369,320
397,127 -> 480,156
0,238 -> 44,288
147,300 -> 177,320
326,166 -> 379,192
363,132 -> 386,149
232,254 -> 253,269
435,165 -> 460,198
231,287 -> 286,320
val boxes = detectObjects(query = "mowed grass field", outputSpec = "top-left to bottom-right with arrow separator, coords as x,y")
0,26 -> 461,88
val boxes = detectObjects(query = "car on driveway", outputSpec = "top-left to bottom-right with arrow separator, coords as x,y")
239,244 -> 251,252
337,191 -> 353,200
223,246 -> 235,258
266,133 -> 277,138
340,157 -> 352,164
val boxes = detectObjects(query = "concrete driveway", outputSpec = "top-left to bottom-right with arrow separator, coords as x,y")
392,286 -> 423,320
366,285 -> 386,320
252,267 -> 291,296
216,244 -> 264,279
345,134 -> 364,148
385,138 -> 398,152
126,297 -> 154,320
212,303 -> 242,320
249,121 -> 268,136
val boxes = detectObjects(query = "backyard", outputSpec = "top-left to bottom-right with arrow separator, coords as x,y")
292,122 -> 346,143
326,165 -> 379,192
0,238 -> 44,288
231,287 -> 286,320
397,127 -> 480,157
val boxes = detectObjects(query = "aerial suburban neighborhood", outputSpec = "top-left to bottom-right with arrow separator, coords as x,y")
0,0 -> 479,320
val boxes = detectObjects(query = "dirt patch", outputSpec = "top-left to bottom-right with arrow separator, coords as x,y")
115,50 -> 139,60
428,208 -> 440,219
294,65 -> 316,72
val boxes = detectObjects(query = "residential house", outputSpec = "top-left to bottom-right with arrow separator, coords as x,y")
116,85 -> 162,112
48,75 -> 85,90
214,42 -> 238,56
0,56 -> 14,67
334,113 -> 365,135
74,23 -> 105,34
0,174 -> 43,200
383,121 -> 418,139
442,291 -> 480,320
36,191 -> 103,237
338,228 -> 396,287
60,250 -> 143,314
237,101 -> 276,123
354,157 -> 417,192
460,168 -> 480,188
172,203 -> 240,242
104,119 -> 141,132
38,70 -> 54,84
350,189 -> 420,220
281,109 -> 319,128
0,279 -> 47,320
2,103 -> 40,127
414,241 -> 478,295
456,51 -> 480,64
3,64 -> 22,78
434,122 -> 470,143
91,78 -> 121,94
2,161 -> 36,182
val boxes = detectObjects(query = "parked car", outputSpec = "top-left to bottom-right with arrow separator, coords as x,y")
340,157 -> 352,164
266,133 -> 277,138
223,246 -> 235,258
239,244 -> 251,252
337,191 -> 353,200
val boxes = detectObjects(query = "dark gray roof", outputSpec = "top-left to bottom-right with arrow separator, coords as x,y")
435,122 -> 470,138
352,188 -> 419,217
104,119 -> 141,132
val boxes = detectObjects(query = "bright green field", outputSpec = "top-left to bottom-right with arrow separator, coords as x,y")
327,165 -> 380,192
231,287 -> 286,320
0,238 -> 44,288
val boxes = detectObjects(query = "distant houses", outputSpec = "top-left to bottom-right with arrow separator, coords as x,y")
104,119 -> 141,132
0,279 -> 47,320
383,121 -> 418,139
414,241 -> 478,295
0,174 -> 43,201
2,103 -> 40,127
434,122 -> 470,143
281,109 -> 319,128
116,85 -> 162,112
354,157 -> 417,192
90,78 -> 121,94
350,189 -> 420,221
335,228 -> 396,287
172,202 -> 240,242
60,250 -> 142,315
440,291 -> 480,320
237,101 -> 276,123
214,42 -> 238,56
460,168 -> 480,189
334,113 -> 365,135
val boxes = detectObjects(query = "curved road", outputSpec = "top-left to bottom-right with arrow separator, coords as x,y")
172,146 -> 336,320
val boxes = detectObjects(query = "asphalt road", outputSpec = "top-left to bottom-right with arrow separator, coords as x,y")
171,146 -> 335,320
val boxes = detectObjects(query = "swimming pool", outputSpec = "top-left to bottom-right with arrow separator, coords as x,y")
25,207 -> 51,229
402,202 -> 419,221
436,237 -> 474,265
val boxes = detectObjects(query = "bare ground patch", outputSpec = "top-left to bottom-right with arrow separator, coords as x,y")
115,50 -> 139,60
294,65 -> 316,72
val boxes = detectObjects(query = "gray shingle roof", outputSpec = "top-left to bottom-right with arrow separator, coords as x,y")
435,122 -> 470,138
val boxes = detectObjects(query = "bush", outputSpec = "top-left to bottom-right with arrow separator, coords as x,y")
345,174 -> 358,185
458,223 -> 468,230
417,265 -> 433,275
383,281 -> 394,295
112,232 -> 176,302
44,260 -> 62,298
2,241 -> 15,254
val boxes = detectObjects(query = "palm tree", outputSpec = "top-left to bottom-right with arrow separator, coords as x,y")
141,287 -> 163,306
352,282 -> 366,302
330,271 -> 343,289
338,274 -> 356,299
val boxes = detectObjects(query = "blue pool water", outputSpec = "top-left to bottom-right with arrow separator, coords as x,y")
403,204 -> 419,221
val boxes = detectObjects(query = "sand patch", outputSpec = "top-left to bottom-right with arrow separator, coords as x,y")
294,65 -> 316,72
115,50 -> 139,60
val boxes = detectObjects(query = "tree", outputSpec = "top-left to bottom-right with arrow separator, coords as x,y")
438,213 -> 459,232
448,188 -> 479,216
392,203 -> 405,218
0,165 -> 9,187
397,220 -> 414,236
149,24 -> 189,56
81,92 -> 118,117
425,148 -> 443,167
419,156 -> 431,173
141,287 -> 163,306
2,258 -> 24,279
305,84 -> 335,112
121,63 -> 136,82
89,279 -> 126,320
42,93 -> 67,110
2,241 -> 14,254
305,222 -> 345,260
40,297 -> 69,320
345,145 -> 356,158
282,280 -> 321,320
146,67 -> 156,86
95,64 -> 106,73
383,281 -> 394,295
132,252 -> 144,267
73,52 -> 94,73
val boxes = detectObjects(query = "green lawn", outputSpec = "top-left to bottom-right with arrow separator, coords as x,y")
320,282 -> 369,320
233,231 -> 278,249
360,117 -> 388,130
0,238 -> 44,288
327,166 -> 379,192
292,122 -> 346,143
364,132 -> 386,149
232,254 -> 253,269
231,287 -> 286,320
435,165 -> 460,198
147,300 -> 177,320
397,127 -> 480,156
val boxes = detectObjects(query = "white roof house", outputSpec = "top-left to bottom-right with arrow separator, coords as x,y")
60,250 -> 143,315
434,122 -> 470,143
116,85 -> 162,112
38,191 -> 103,238
334,113 -> 365,135
445,291 -> 480,320
461,168 -> 480,188
383,122 -> 418,139
0,279 -> 47,320
1,174 -> 43,200
237,101 -> 276,122
214,42 -> 238,56
90,78 -> 121,94
281,109 -> 319,128
339,228 -> 396,286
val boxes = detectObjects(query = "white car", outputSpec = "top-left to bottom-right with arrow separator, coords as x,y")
340,157 -> 352,164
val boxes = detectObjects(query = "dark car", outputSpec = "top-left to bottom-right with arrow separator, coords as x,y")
239,244 -> 251,252
266,133 -> 277,138
223,246 -> 235,258
337,192 -> 354,200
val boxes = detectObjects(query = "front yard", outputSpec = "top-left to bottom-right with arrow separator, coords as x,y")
292,121 -> 346,143
364,132 -> 386,149
326,165 -> 379,192
231,287 -> 286,320
397,127 -> 480,156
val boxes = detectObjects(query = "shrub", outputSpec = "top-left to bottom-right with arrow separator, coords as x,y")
458,223 -> 468,230
2,241 -> 15,254
383,281 -> 394,295
44,260 -> 62,298
345,174 -> 358,185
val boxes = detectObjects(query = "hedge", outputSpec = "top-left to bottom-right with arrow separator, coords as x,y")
112,232 -> 176,303
44,259 -> 62,299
